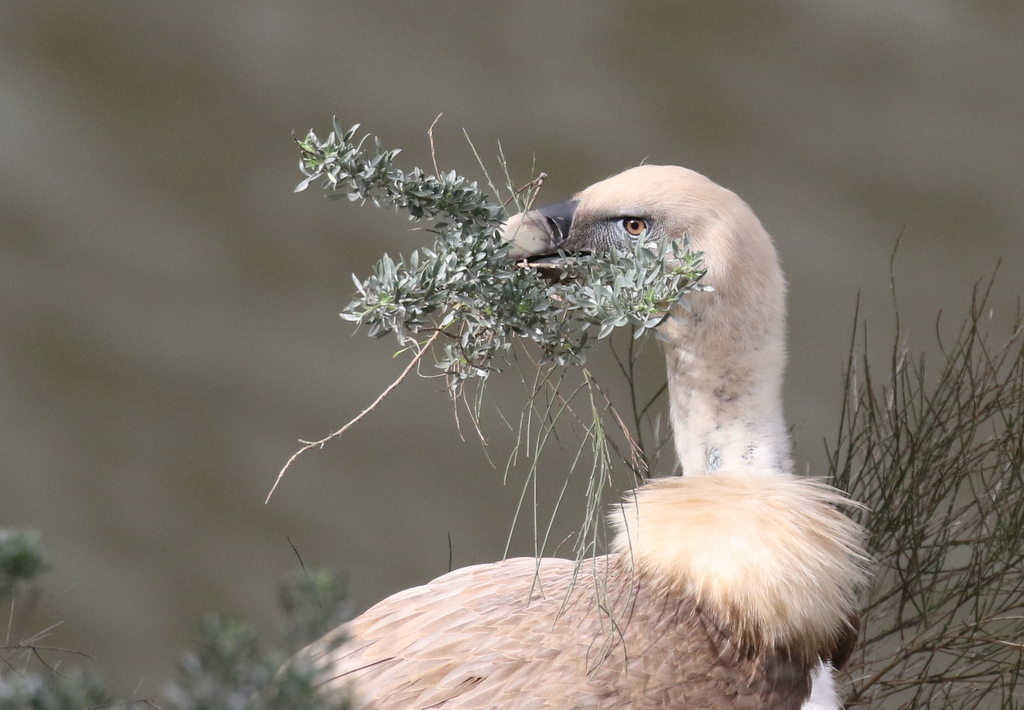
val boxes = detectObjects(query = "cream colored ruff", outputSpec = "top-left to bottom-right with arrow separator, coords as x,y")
611,472 -> 865,660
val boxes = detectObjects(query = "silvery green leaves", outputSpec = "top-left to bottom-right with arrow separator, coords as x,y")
560,238 -> 710,342
295,121 -> 503,236
297,123 -> 707,389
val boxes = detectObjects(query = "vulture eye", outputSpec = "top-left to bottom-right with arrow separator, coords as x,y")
621,217 -> 648,239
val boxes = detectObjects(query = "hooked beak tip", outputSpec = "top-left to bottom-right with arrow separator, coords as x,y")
500,212 -> 557,259
499,199 -> 578,259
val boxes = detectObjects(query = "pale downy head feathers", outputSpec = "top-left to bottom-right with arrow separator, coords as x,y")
571,164 -> 787,357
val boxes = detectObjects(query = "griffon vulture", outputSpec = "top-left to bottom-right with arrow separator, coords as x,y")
297,165 -> 868,710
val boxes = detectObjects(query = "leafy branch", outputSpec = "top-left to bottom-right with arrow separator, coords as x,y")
295,121 -> 707,384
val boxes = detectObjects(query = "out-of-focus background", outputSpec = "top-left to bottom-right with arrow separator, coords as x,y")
2,0 -> 1022,696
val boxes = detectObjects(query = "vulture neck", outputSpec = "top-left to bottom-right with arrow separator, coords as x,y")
664,327 -> 791,477
660,230 -> 792,478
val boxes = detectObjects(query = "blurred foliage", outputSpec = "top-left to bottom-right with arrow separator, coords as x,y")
0,531 -> 45,599
278,566 -> 351,654
0,533 -> 351,710
0,669 -> 113,710
831,281 -> 1024,709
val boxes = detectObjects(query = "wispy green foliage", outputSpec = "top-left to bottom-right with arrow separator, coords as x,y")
0,531 -> 351,710
831,282 -> 1024,709
295,122 -> 707,389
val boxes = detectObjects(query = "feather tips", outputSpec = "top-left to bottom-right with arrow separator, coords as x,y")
302,557 -> 818,709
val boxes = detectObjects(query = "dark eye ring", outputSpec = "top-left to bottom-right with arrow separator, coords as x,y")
622,218 -> 648,237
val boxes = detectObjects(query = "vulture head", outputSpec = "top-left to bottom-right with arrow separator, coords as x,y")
503,164 -> 792,479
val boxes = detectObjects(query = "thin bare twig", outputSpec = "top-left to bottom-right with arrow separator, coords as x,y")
5,598 -> 13,647
502,172 -> 547,211
427,112 -> 443,178
266,329 -> 443,503
523,172 -> 547,210
1,642 -> 95,662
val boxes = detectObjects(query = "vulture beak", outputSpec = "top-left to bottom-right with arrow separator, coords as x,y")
500,200 -> 578,259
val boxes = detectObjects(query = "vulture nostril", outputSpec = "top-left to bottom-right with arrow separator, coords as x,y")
545,216 -> 567,241
536,198 -> 579,247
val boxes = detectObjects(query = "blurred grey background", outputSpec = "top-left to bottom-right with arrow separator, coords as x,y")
2,0 -> 1022,697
